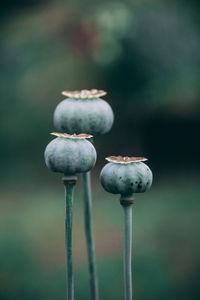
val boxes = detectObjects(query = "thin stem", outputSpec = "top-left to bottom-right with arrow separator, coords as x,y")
123,204 -> 133,300
82,172 -> 99,300
64,182 -> 75,300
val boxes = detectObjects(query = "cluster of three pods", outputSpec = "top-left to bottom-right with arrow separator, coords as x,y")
44,89 -> 153,300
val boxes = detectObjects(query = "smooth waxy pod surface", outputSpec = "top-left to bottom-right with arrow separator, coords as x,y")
44,132 -> 97,175
100,156 -> 153,196
53,89 -> 114,135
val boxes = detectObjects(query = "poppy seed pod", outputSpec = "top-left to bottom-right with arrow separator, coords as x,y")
44,132 -> 97,175
100,156 -> 153,197
53,89 -> 114,135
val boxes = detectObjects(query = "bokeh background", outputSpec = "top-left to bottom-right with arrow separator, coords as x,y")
1,0 -> 200,299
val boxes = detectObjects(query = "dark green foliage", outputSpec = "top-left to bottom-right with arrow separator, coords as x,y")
1,0 -> 200,179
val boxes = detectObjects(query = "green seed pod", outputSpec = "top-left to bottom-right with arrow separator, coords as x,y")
44,132 -> 97,175
100,156 -> 153,197
53,89 -> 114,135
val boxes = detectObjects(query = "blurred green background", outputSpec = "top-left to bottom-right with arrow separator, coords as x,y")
0,0 -> 200,299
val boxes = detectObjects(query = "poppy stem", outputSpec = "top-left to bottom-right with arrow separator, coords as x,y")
63,175 -> 77,300
82,171 -> 99,300
121,196 -> 134,300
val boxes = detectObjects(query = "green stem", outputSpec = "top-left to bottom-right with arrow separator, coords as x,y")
123,204 -> 133,300
64,182 -> 75,300
82,172 -> 99,300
